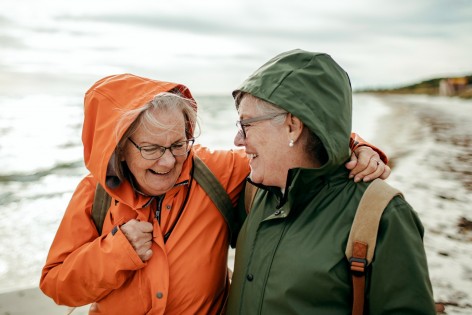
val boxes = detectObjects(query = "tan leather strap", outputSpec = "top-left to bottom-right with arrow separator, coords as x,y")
244,182 -> 259,214
346,179 -> 402,315
345,179 -> 402,263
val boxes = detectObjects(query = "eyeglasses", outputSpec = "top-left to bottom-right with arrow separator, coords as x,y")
128,138 -> 194,160
235,113 -> 287,139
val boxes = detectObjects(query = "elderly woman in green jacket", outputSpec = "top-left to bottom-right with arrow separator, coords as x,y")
226,49 -> 436,314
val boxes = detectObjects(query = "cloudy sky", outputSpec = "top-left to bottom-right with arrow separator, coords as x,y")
1,0 -> 471,94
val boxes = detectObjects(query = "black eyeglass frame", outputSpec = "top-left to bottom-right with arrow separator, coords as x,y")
128,138 -> 195,160
235,113 -> 287,139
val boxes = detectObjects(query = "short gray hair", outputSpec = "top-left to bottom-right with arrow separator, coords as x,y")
237,92 -> 288,125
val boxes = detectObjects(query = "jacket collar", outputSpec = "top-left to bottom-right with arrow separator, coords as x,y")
251,165 -> 348,220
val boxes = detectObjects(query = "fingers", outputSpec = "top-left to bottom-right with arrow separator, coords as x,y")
380,164 -> 392,180
358,158 -> 385,183
345,152 -> 358,171
121,219 -> 154,262
349,147 -> 378,179
141,249 -> 153,262
137,221 -> 154,233
134,238 -> 153,262
122,219 -> 153,232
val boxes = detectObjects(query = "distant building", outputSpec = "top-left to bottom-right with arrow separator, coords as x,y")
439,77 -> 469,96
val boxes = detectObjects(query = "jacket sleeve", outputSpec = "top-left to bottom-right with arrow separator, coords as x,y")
367,197 -> 436,314
350,132 -> 388,164
39,176 -> 146,306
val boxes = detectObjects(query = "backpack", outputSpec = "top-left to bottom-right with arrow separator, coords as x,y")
345,180 -> 445,314
244,179 -> 406,315
91,156 -> 240,245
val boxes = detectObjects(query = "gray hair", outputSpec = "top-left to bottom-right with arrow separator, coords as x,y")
238,93 -> 288,125
112,90 -> 199,181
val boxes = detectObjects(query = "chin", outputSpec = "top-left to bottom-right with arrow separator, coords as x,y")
145,181 -> 176,196
248,172 -> 262,185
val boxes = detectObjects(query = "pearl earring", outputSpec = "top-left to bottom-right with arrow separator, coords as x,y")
289,139 -> 294,147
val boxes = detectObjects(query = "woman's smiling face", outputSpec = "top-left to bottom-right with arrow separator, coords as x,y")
123,107 -> 188,196
234,96 -> 291,188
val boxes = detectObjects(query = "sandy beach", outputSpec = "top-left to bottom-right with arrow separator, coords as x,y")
1,93 -> 471,314
368,94 -> 472,314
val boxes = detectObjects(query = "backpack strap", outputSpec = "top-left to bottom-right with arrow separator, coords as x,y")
345,179 -> 402,315
91,156 -> 239,242
91,182 -> 112,235
191,156 -> 238,241
244,181 -> 258,214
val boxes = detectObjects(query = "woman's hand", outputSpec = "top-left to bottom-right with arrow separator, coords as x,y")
120,219 -> 154,262
345,146 -> 391,183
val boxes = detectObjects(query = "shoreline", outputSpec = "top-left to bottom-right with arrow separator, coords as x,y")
370,94 -> 472,314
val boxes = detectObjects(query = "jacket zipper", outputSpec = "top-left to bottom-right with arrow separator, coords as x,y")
155,195 -> 164,224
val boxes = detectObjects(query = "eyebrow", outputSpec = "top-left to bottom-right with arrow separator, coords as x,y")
137,138 -> 187,146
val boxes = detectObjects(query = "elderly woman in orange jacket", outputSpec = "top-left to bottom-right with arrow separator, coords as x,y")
40,73 -> 389,314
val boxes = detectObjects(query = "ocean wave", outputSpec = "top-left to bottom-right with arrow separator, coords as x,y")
0,160 -> 84,183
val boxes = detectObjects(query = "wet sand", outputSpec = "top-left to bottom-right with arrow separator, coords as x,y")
0,287 -> 88,315
371,94 -> 472,314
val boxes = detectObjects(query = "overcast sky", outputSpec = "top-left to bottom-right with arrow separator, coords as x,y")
1,0 -> 471,94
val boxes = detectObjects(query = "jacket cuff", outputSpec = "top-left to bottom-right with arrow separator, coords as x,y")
109,228 -> 147,268
350,132 -> 389,164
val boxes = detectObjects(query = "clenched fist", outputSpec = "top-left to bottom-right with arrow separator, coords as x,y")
120,219 -> 153,262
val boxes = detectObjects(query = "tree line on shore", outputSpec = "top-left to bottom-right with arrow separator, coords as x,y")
358,74 -> 472,99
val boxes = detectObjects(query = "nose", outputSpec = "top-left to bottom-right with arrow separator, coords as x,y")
157,149 -> 176,167
234,131 -> 245,147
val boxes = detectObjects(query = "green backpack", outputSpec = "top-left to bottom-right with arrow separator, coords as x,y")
91,156 -> 242,245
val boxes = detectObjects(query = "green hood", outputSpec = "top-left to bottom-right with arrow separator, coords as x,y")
234,49 -> 352,175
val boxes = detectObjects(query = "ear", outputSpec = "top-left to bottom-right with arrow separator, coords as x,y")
287,114 -> 304,142
117,148 -> 126,162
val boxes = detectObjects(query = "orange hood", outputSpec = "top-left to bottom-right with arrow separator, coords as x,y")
82,73 -> 195,200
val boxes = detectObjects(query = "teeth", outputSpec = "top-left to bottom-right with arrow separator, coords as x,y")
150,169 -> 171,175
248,154 -> 258,159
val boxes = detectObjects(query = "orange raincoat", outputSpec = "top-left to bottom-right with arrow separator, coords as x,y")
40,74 -> 250,314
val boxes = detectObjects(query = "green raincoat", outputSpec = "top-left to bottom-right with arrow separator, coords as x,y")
226,49 -> 436,315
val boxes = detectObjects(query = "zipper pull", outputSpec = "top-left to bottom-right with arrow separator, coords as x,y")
155,195 -> 164,224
